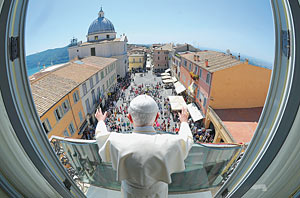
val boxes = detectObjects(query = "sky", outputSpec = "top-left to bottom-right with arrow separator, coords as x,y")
25,0 -> 275,63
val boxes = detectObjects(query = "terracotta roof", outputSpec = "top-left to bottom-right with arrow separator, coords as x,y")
214,107 -> 263,143
181,51 -> 243,72
30,56 -> 117,116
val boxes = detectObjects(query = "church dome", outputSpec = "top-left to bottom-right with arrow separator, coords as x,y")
88,8 -> 115,35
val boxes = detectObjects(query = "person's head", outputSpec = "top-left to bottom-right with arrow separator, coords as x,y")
127,95 -> 159,127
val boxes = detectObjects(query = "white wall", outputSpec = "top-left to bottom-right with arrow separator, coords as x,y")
79,62 -> 117,116
68,41 -> 128,78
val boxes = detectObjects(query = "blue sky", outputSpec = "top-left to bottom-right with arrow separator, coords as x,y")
25,0 -> 275,63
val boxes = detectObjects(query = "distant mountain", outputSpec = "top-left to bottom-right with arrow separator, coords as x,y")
26,46 -> 69,73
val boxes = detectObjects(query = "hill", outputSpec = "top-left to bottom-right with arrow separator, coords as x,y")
26,46 -> 69,74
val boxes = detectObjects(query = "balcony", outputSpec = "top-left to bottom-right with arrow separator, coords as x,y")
50,134 -> 242,197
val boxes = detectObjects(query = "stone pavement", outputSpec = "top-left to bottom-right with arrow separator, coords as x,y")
112,69 -> 178,133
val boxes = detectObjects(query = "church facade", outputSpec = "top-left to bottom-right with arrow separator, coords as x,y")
68,8 -> 128,78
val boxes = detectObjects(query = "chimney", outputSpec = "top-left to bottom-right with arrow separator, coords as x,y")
194,55 -> 197,61
197,55 -> 200,62
205,59 -> 209,67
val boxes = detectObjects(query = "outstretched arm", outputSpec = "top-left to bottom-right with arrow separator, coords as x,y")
95,108 -> 110,150
177,107 -> 194,158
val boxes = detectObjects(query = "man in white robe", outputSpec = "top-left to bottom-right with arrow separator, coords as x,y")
95,95 -> 193,198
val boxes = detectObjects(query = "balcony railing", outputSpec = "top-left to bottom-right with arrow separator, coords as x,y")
50,133 -> 242,194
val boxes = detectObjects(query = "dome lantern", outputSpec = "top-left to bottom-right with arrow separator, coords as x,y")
98,7 -> 104,18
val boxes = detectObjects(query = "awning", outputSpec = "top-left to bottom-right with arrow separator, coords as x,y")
161,73 -> 170,76
168,96 -> 187,111
163,79 -> 173,84
187,103 -> 204,122
162,76 -> 171,80
172,77 -> 178,82
165,68 -> 171,73
174,81 -> 186,94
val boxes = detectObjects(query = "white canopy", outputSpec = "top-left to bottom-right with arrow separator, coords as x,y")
172,77 -> 178,82
168,96 -> 187,111
165,68 -> 171,73
174,81 -> 186,94
162,76 -> 171,80
162,79 -> 173,84
187,103 -> 204,122
161,73 -> 170,76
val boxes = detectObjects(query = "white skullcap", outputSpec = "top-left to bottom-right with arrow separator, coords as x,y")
129,95 -> 158,113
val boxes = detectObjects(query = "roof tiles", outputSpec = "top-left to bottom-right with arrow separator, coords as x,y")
30,56 -> 117,116
181,51 -> 243,72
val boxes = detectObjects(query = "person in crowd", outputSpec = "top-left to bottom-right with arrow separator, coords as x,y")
95,95 -> 193,198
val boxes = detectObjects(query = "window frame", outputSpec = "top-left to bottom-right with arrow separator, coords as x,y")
61,99 -> 70,114
0,1 -> 298,197
73,90 -> 79,103
54,106 -> 63,121
82,82 -> 87,95
68,122 -> 75,136
42,118 -> 52,133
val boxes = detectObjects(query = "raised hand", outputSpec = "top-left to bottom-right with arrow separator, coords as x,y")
95,108 -> 107,122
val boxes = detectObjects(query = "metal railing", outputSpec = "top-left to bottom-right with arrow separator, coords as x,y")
49,134 -> 242,194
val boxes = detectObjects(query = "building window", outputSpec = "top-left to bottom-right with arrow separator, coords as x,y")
206,73 -> 211,84
73,91 -> 79,103
85,99 -> 91,112
158,57 -> 160,60
96,73 -> 99,83
90,78 -> 94,88
97,87 -> 100,100
95,36 -> 98,40
83,83 -> 87,95
158,51 -> 160,54
184,60 -> 187,67
195,66 -> 198,74
158,64 -> 160,66
199,69 -> 202,78
106,35 -> 110,39
197,88 -> 200,99
200,92 -> 204,103
68,122 -> 76,136
203,97 -> 207,108
106,80 -> 109,89
62,99 -> 70,114
79,111 -> 83,123
54,106 -> 63,121
42,118 -> 52,133
102,85 -> 105,92
189,63 -> 192,71
133,58 -> 135,63
63,129 -> 70,137
101,71 -> 104,79
91,47 -> 96,56
165,56 -> 167,60
139,58 -> 141,63
92,90 -> 96,105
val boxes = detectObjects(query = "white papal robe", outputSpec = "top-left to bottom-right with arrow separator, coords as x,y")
95,121 -> 193,198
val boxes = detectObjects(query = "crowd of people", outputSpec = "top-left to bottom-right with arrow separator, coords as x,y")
81,71 -> 216,144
